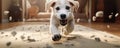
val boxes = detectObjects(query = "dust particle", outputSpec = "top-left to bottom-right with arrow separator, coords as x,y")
6,42 -> 11,47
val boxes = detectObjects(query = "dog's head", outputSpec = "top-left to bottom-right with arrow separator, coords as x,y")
48,0 -> 78,26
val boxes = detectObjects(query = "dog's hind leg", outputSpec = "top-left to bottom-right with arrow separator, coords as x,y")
64,19 -> 74,35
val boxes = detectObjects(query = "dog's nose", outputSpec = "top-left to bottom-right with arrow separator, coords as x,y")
60,14 -> 66,19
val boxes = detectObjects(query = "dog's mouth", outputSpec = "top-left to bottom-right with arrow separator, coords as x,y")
60,19 -> 67,26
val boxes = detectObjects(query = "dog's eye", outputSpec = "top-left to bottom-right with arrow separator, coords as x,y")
56,7 -> 60,10
66,6 -> 70,10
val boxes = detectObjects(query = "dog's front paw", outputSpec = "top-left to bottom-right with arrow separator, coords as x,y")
52,34 -> 61,41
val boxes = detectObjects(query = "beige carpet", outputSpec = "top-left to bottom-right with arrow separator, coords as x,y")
0,24 -> 120,48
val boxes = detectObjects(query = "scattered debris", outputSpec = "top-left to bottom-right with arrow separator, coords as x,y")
67,36 -> 76,40
11,31 -> 17,36
90,35 -> 95,38
104,39 -> 108,42
40,26 -> 42,29
28,38 -> 36,42
29,47 -> 33,48
114,45 -> 120,47
77,18 -> 81,23
27,36 -> 36,42
15,38 -> 17,40
95,11 -> 103,17
92,16 -> 96,21
21,35 -> 25,40
37,47 -> 40,48
104,35 -> 107,37
107,25 -> 110,28
5,35 -> 8,37
35,30 -> 40,32
79,29 -> 83,31
109,36 -> 114,38
71,44 -> 74,46
109,15 -> 112,19
1,32 -> 4,34
45,24 -> 48,25
95,37 -> 101,42
53,41 -> 62,44
28,27 -> 32,30
64,43 -> 74,47
6,42 -> 11,47
45,44 -> 53,48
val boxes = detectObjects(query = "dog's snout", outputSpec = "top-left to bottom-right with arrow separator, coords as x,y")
60,14 -> 66,19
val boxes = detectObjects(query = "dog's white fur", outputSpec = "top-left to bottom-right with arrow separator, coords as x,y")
46,0 -> 79,13
48,0 -> 79,36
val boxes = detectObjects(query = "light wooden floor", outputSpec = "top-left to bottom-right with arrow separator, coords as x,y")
78,22 -> 120,37
0,22 -> 120,37
0,22 -> 120,48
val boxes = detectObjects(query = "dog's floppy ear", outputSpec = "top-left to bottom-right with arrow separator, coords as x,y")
45,0 -> 56,12
69,1 -> 75,7
49,1 -> 56,7
51,2 -> 56,7
68,0 -> 79,12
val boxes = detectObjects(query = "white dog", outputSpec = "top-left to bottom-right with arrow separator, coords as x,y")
47,0 -> 79,41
